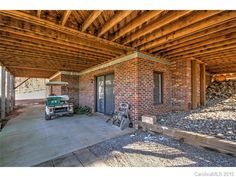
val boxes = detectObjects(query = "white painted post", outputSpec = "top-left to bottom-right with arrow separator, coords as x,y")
6,72 -> 10,114
10,75 -> 14,111
1,66 -> 6,119
12,76 -> 15,108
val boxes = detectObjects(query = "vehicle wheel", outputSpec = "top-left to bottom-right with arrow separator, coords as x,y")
45,112 -> 51,120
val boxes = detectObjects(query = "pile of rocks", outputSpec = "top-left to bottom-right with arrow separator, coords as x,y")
158,93 -> 236,142
206,80 -> 236,101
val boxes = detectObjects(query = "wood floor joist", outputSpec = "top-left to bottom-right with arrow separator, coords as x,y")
0,10 -> 235,77
133,10 -> 223,48
151,19 -> 236,53
140,11 -> 236,51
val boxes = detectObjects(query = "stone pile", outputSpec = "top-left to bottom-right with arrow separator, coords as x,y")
206,80 -> 236,101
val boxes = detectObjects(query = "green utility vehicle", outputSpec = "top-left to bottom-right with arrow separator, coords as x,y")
45,82 -> 74,120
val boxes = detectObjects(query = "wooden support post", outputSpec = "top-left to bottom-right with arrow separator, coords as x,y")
1,66 -> 6,119
12,76 -> 15,108
6,71 -> 10,114
200,64 -> 206,107
191,60 -> 198,109
10,75 -> 14,111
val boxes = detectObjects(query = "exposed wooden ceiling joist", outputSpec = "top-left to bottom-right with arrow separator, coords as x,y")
123,10 -> 192,45
61,10 -> 72,26
81,10 -> 103,32
98,10 -> 133,37
111,10 -> 163,42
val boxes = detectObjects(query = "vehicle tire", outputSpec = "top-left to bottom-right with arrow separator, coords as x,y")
45,112 -> 51,120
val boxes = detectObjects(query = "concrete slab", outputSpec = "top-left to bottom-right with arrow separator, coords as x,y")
0,105 -> 134,167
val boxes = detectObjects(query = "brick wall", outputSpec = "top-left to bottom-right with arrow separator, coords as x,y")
136,58 -> 171,119
79,58 -> 139,120
79,57 -> 171,123
61,74 -> 80,106
49,74 -> 79,106
50,75 -> 61,96
170,59 -> 192,111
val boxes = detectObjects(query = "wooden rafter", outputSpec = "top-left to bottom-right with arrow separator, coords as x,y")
137,11 -> 224,49
139,11 -> 236,51
98,10 -> 133,37
150,20 -> 236,53
61,10 -> 72,26
37,10 -> 41,18
123,10 -> 192,44
81,10 -> 103,32
153,25 -> 236,54
0,11 -> 133,52
111,10 -> 163,42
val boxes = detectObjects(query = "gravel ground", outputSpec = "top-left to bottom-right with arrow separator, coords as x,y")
157,94 -> 236,141
89,131 -> 236,167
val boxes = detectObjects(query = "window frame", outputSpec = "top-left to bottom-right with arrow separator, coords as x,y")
153,71 -> 164,105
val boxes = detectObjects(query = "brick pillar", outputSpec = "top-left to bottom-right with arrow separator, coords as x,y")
170,59 -> 192,111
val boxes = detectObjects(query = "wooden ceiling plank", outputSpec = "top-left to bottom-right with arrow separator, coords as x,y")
0,31 -> 116,58
0,37 -> 110,62
61,10 -> 72,26
170,43 -> 236,59
98,10 -> 133,37
0,10 -> 133,52
165,32 -> 236,56
150,20 -> 236,53
111,10 -> 163,42
0,25 -> 122,56
81,10 -> 103,32
123,10 -> 192,45
152,24 -> 236,54
139,11 -> 236,51
166,39 -> 236,58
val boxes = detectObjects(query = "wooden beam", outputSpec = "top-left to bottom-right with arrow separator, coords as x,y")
11,75 -> 15,109
191,60 -> 198,109
153,26 -> 236,54
138,122 -> 236,157
0,32 -> 116,58
133,10 -> 222,48
37,10 -> 41,18
98,10 -> 133,37
200,64 -> 206,107
6,71 -> 11,114
61,10 -> 72,26
123,10 -> 192,44
143,11 -> 236,51
165,36 -> 236,57
0,11 -> 133,52
0,24 -> 123,56
150,20 -> 236,53
169,43 -> 236,59
81,10 -> 103,32
1,66 -> 6,119
111,11 -> 163,41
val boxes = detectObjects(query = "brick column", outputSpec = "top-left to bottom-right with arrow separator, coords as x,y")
200,64 -> 206,107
